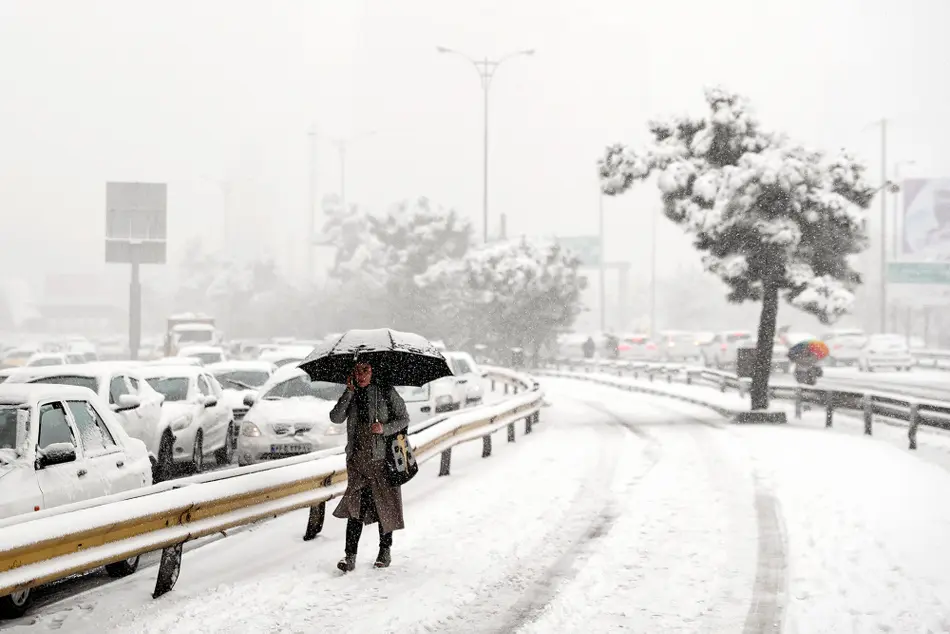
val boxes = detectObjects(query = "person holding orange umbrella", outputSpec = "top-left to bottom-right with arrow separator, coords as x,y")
789,339 -> 829,385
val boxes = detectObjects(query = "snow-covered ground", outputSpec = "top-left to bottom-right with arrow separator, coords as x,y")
8,377 -> 950,633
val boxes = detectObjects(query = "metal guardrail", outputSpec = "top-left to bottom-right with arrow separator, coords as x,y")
0,370 -> 543,610
539,358 -> 950,450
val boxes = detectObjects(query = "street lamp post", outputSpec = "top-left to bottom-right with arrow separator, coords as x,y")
436,46 -> 535,242
328,130 -> 376,211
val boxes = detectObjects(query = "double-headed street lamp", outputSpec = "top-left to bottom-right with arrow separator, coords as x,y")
436,46 -> 535,242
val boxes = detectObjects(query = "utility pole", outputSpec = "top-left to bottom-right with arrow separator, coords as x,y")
436,46 -> 535,243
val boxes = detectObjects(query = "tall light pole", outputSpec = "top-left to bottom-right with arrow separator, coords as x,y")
307,125 -> 318,280
436,46 -> 535,242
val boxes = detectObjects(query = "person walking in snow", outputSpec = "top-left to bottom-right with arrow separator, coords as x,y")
582,336 -> 596,359
329,360 -> 410,571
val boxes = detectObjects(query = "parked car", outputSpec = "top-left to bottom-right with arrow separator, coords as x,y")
178,345 -> 227,366
207,360 -> 278,443
819,329 -> 867,367
237,366 -> 346,466
5,363 -> 166,471
858,334 -> 913,372
701,331 -> 754,368
396,379 -> 466,425
138,366 -> 235,476
24,352 -> 85,367
656,331 -> 700,362
0,383 -> 152,617
0,346 -> 39,368
443,351 -> 485,406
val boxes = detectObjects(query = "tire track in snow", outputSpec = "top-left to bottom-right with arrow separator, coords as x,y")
561,379 -> 789,633
465,397 -> 663,633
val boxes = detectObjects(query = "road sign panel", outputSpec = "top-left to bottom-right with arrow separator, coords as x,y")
105,182 -> 167,264
886,262 -> 950,284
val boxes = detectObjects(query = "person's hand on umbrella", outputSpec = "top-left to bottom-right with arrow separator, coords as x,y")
371,422 -> 383,434
346,373 -> 355,392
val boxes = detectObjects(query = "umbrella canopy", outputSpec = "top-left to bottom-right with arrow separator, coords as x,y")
788,340 -> 830,364
298,328 -> 453,387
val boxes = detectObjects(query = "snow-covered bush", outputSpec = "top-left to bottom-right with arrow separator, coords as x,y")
599,88 -> 875,408
418,238 -> 587,356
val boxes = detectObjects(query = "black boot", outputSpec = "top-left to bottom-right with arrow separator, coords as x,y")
374,547 -> 391,568
337,553 -> 356,572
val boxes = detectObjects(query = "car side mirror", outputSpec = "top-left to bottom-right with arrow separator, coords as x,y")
203,396 -> 218,408
116,394 -> 142,411
243,393 -> 257,408
35,443 -> 77,469
456,378 -> 468,385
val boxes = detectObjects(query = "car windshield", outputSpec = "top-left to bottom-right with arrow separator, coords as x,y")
177,330 -> 213,344
29,375 -> 99,393
396,385 -> 430,402
213,370 -> 270,390
0,405 -> 29,453
273,357 -> 303,368
262,376 -> 344,401
146,377 -> 190,402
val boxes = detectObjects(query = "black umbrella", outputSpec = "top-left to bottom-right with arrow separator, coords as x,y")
298,328 -> 453,387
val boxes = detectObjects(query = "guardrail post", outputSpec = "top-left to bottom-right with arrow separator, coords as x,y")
794,388 -> 802,419
525,413 -> 533,434
504,383 -> 509,394
303,502 -> 326,541
508,422 -> 516,442
648,370 -> 654,382
666,372 -> 672,384
514,386 -> 519,394
686,372 -> 693,386
908,405 -> 919,450
439,448 -> 452,476
482,435 -> 492,457
825,391 -> 834,428
491,379 -> 496,392
862,394 -> 873,435
720,377 -> 726,393
153,542 -> 184,598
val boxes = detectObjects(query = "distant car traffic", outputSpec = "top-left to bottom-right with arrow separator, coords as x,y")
819,329 -> 867,367
178,345 -> 227,366
236,366 -> 345,466
0,383 -> 151,617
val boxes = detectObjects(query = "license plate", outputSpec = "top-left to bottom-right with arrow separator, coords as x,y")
270,443 -> 312,454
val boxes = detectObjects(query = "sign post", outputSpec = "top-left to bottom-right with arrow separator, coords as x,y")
105,182 -> 167,360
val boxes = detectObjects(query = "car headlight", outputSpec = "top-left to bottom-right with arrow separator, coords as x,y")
242,421 -> 262,437
435,395 -> 452,406
170,417 -> 190,432
324,424 -> 345,436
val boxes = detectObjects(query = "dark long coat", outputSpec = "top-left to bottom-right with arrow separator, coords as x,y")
329,383 -> 410,534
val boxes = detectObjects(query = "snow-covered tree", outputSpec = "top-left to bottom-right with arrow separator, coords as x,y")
599,88 -> 875,409
418,238 -> 587,357
369,197 -> 472,332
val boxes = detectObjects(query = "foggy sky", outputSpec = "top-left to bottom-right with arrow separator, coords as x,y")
1,0 -> 948,296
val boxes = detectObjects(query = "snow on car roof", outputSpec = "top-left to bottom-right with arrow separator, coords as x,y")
4,364 -> 104,380
258,345 -> 312,361
0,383 -> 97,402
258,364 -> 308,392
206,360 -> 276,372
147,357 -> 202,367
172,323 -> 216,332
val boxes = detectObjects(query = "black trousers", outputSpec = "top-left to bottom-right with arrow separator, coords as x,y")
345,488 -> 393,555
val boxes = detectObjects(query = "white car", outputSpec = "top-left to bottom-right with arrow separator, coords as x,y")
396,380 -> 467,425
616,334 -> 661,362
207,360 -> 277,424
0,383 -> 151,617
178,345 -> 227,366
138,366 -> 236,476
5,363 -> 165,471
443,351 -> 485,406
258,345 -> 314,369
819,329 -> 867,367
656,331 -> 700,362
237,366 -> 346,466
858,334 -> 914,372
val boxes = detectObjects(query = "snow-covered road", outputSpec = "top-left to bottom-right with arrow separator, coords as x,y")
7,378 -> 950,633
